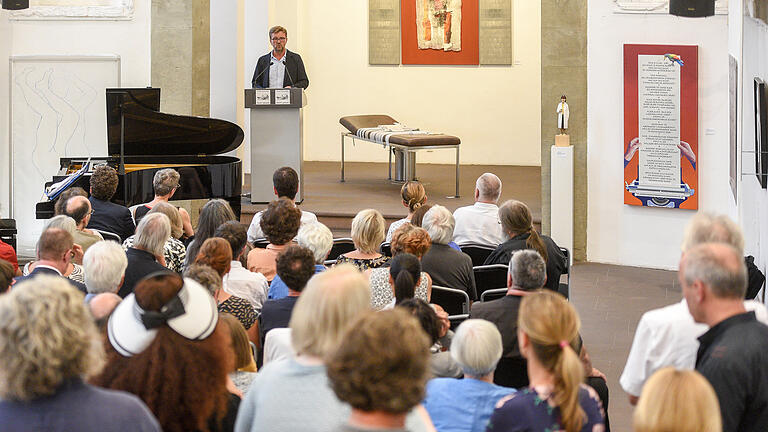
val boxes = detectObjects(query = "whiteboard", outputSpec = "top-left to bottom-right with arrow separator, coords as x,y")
10,55 -> 120,256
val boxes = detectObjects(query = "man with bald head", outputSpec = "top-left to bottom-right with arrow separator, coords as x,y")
452,172 -> 505,247
64,195 -> 103,252
12,228 -> 86,293
683,242 -> 768,432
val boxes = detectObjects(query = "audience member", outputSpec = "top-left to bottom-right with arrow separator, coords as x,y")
0,276 -> 160,431
14,227 -> 86,293
185,199 -> 237,268
0,259 -> 15,293
216,221 -> 269,312
620,213 -> 768,404
388,253 -> 423,306
246,198 -> 301,281
399,298 -> 461,378
53,186 -> 88,217
335,208 -> 390,270
123,202 -> 187,273
452,173 -> 505,247
423,319 -> 514,432
0,238 -> 20,276
269,221 -> 333,300
385,181 -> 427,243
410,203 -> 433,228
82,241 -> 127,302
484,200 -> 566,293
88,292 -> 122,329
470,249 -> 545,388
633,367 -> 721,432
220,313 -> 258,395
681,243 -> 768,432
421,205 -> 477,300
22,216 -> 85,283
119,213 -> 170,298
133,168 -> 193,237
64,195 -> 104,251
87,165 -> 135,241
93,273 -> 240,432
487,290 -> 605,432
369,224 -> 432,310
327,309 -> 431,432
184,263 -> 222,295
246,166 -> 317,243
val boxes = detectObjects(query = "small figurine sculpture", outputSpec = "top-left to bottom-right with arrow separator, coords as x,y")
557,95 -> 569,135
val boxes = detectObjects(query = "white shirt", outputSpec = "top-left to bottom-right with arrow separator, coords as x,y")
263,328 -> 295,365
451,202 -> 505,247
620,299 -> 768,397
268,52 -> 286,88
223,261 -> 269,313
247,208 -> 318,244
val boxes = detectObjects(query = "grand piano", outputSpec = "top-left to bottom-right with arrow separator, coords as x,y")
36,88 -> 243,219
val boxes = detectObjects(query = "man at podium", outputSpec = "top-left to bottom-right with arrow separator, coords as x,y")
252,25 -> 309,90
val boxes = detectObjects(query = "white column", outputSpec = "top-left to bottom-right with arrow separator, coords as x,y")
551,145 -> 573,262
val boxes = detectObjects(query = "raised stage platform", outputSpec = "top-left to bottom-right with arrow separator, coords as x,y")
241,161 -> 541,235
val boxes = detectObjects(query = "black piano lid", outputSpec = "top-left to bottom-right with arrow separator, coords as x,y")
106,88 -> 244,157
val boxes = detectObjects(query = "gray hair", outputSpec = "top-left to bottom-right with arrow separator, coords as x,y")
422,205 -> 455,245
298,222 -> 334,264
152,168 -> 180,197
82,241 -> 128,294
44,215 -> 77,236
450,319 -> 503,377
509,250 -> 546,290
133,212 -> 170,256
476,173 -> 502,203
683,243 -> 747,299
681,213 -> 744,253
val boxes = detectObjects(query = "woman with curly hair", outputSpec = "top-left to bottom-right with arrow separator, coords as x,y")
92,272 -> 240,432
246,198 -> 301,281
385,181 -> 427,243
335,208 -> 389,271
184,199 -> 237,268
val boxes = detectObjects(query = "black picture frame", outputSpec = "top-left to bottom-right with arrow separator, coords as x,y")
754,78 -> 768,188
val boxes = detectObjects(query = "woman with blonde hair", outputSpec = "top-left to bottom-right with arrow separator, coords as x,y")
487,290 -> 604,432
122,202 -> 186,273
335,208 -> 389,270
484,200 -> 566,293
220,313 -> 258,396
633,367 -> 721,432
386,181 -> 427,243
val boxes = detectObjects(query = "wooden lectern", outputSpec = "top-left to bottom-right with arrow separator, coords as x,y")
245,88 -> 307,203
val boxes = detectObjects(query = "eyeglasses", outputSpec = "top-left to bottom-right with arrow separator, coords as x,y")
89,209 -> 95,215
271,37 -> 287,42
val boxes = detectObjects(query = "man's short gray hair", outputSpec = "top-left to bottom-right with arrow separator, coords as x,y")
44,215 -> 77,236
133,213 -> 170,256
422,205 -> 455,245
450,319 -> 503,377
82,241 -> 127,294
297,222 -> 334,264
682,213 -> 744,253
683,243 -> 747,299
509,250 -> 546,290
152,168 -> 180,197
476,173 -> 502,203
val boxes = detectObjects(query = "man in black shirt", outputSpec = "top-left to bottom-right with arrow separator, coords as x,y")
682,242 -> 768,432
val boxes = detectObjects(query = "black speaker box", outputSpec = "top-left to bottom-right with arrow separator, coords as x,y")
2,0 -> 29,10
670,0 -> 715,17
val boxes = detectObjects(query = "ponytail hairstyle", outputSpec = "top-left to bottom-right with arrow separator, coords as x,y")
401,181 -> 427,213
518,291 -> 584,432
389,253 -> 421,304
498,200 -> 548,263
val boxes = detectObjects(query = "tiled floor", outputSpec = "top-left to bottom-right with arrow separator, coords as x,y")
569,262 -> 680,432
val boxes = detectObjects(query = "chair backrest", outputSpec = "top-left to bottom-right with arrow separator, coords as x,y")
480,288 -> 507,302
430,285 -> 470,316
460,243 -> 496,267
252,238 -> 269,249
559,247 -> 571,300
493,357 -> 529,389
327,238 -> 356,261
92,229 -> 121,243
448,314 -> 469,330
380,242 -> 392,257
0,219 -> 17,251
473,264 -> 509,300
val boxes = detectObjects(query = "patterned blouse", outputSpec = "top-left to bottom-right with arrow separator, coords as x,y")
335,254 -> 390,271
385,218 -> 410,243
486,384 -> 605,432
23,262 -> 85,284
368,267 -> 430,310
219,295 -> 257,330
122,235 -> 186,274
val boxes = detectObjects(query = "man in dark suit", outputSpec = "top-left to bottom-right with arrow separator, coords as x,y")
12,228 -> 86,293
469,249 -> 546,388
251,25 -> 309,89
87,165 -> 135,241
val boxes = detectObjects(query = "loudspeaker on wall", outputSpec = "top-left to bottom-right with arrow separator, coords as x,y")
669,0 -> 715,17
2,0 -> 29,10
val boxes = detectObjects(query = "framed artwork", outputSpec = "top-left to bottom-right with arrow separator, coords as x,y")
754,78 -> 768,188
401,0 -> 479,65
9,0 -> 134,20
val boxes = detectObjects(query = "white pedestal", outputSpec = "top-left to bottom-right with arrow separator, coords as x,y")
550,145 -> 573,262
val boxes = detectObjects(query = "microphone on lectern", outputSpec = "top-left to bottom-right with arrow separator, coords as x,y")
252,61 -> 273,88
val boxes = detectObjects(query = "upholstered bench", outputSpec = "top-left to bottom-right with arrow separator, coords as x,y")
339,114 -> 461,197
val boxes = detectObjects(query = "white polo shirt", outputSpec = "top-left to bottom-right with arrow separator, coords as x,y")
452,202 -> 505,247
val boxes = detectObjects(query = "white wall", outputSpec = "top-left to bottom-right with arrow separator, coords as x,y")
587,3 -> 733,270
211,0 -> 238,124
0,13 -> 12,219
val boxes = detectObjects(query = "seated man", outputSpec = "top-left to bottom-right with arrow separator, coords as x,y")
452,173 -> 505,247
118,213 -> 171,298
13,227 -> 86,293
268,221 -> 333,300
215,221 -> 269,312
87,165 -> 135,241
133,168 -> 193,238
421,205 -> 477,301
247,167 -> 317,243
82,241 -> 128,302
64,195 -> 103,252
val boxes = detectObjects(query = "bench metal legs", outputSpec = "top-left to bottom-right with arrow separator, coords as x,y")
340,132 -> 345,182
448,146 -> 460,199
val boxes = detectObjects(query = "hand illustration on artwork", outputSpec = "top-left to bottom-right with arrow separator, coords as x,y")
624,137 -> 641,162
624,137 -> 696,170
677,140 -> 696,167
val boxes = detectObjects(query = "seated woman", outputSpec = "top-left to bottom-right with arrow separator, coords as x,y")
411,204 -> 460,251
91,273 -> 240,432
220,313 -> 258,396
423,319 -> 514,432
23,215 -> 85,283
132,168 -> 194,239
398,298 -> 462,379
185,199 -> 237,268
420,205 -> 477,300
484,200 -> 566,293
487,290 -> 605,432
386,181 -> 427,243
369,225 -> 432,310
122,202 -> 186,273
246,198 -> 301,282
335,208 -> 389,271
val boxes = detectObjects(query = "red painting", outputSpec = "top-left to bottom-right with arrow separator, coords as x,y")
401,0 -> 479,65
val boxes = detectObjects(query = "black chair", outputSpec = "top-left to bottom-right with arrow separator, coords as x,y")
92,229 -> 121,243
494,357 -> 529,389
430,285 -> 470,317
252,238 -> 269,249
480,288 -> 507,302
380,242 -> 392,257
559,247 -> 571,300
327,238 -> 356,261
460,243 -> 496,267
448,314 -> 469,330
0,219 -> 17,252
473,264 -> 509,300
